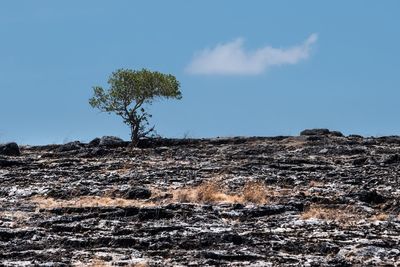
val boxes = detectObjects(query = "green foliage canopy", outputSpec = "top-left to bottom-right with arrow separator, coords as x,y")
89,68 -> 181,145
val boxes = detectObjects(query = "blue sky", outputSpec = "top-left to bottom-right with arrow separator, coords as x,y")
1,1 -> 400,144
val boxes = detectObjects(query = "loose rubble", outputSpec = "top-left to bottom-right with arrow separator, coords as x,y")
0,131 -> 399,266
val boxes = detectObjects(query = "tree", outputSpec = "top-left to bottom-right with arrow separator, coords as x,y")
89,68 -> 182,145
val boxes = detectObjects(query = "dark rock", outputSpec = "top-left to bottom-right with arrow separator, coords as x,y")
2,136 -> 400,266
358,190 -> 386,205
0,158 -> 21,167
349,134 -> 363,138
79,148 -> 108,157
46,187 -> 92,199
124,187 -> 152,199
300,128 -> 331,136
243,205 -> 298,218
300,129 -> 344,137
202,251 -> 262,261
58,141 -> 82,152
99,136 -> 126,148
376,136 -> 400,144
0,142 -> 20,156
154,146 -> 170,154
352,157 -> 368,166
221,233 -> 244,245
306,135 -> 324,141
88,137 -> 101,147
330,131 -> 344,137
137,207 -> 174,220
383,154 -> 400,164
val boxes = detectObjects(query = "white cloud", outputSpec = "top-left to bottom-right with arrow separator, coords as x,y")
186,33 -> 318,75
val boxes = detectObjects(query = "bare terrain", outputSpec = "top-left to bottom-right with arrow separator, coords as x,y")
1,130 -> 400,266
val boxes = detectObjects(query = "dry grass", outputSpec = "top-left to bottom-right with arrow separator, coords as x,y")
131,263 -> 149,267
302,208 -> 400,225
85,259 -> 110,267
242,181 -> 270,204
31,196 -> 155,210
280,137 -> 307,149
75,259 -> 149,267
0,211 -> 31,227
31,180 -> 273,209
308,180 -> 324,187
369,213 -> 389,221
173,181 -> 240,203
174,180 -> 270,204
301,205 -> 362,223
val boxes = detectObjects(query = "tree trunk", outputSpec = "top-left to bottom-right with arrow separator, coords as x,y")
130,122 -> 140,147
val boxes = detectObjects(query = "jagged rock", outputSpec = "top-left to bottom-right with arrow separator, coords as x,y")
0,142 -> 20,156
0,136 -> 400,266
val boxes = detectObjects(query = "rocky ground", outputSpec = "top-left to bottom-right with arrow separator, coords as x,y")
1,130 -> 400,266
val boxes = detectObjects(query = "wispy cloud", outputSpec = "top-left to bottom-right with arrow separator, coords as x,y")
186,33 -> 318,75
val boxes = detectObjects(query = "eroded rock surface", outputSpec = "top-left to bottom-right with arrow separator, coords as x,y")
0,134 -> 400,266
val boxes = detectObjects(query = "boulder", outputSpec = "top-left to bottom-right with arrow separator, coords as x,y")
358,190 -> 386,205
0,142 -> 20,156
300,129 -> 343,137
330,131 -> 344,137
124,187 -> 152,199
88,137 -> 101,147
300,129 -> 330,136
99,136 -> 126,148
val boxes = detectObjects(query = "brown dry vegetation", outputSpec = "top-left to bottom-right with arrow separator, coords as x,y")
242,181 -> 270,204
85,259 -> 110,267
31,180 -> 273,210
308,180 -> 324,187
174,180 -> 270,204
173,181 -> 240,203
0,211 -> 31,228
302,207 -> 399,224
301,205 -> 362,223
280,137 -> 307,149
369,213 -> 389,221
77,259 -> 149,267
31,196 -> 155,210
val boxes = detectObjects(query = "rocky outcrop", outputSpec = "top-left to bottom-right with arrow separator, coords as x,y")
0,142 -> 20,156
0,132 -> 399,266
300,128 -> 344,137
